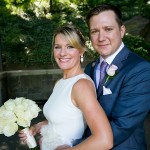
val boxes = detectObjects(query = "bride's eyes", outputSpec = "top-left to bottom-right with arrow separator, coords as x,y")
54,46 -> 61,49
67,45 -> 74,49
54,45 -> 74,50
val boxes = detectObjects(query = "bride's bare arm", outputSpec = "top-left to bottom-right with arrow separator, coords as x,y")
69,79 -> 113,150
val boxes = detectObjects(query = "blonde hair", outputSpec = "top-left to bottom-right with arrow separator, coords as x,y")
52,24 -> 86,53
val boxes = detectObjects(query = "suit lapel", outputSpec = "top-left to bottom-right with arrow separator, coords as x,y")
105,46 -> 130,86
87,59 -> 99,87
112,46 -> 129,69
88,46 -> 131,99
93,59 -> 99,87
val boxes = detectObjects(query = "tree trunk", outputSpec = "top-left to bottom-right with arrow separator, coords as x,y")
49,0 -> 53,13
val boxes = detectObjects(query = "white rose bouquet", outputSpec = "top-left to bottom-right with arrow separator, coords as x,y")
0,97 -> 41,149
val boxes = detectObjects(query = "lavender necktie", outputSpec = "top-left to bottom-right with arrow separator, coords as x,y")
97,61 -> 108,96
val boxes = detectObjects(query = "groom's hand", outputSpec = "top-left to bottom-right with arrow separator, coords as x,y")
55,144 -> 71,150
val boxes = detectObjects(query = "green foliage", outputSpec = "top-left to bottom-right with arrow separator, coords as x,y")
1,16 -> 57,66
0,0 -> 149,69
123,34 -> 150,60
86,0 -> 150,20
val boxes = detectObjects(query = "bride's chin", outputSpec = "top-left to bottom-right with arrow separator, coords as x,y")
58,65 -> 67,69
58,63 -> 69,68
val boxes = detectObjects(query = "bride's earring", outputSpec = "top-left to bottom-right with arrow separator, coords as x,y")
80,55 -> 84,62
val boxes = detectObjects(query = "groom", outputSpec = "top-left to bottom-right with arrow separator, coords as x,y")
83,4 -> 150,150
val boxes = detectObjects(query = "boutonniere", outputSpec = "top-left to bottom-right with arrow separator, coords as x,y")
92,62 -> 96,67
105,64 -> 118,83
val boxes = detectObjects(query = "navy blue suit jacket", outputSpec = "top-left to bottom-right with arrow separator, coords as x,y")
83,46 -> 150,149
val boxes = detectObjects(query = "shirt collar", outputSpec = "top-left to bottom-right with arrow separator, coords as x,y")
100,42 -> 124,65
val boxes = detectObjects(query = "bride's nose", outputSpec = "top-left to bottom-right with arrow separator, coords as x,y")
60,47 -> 67,56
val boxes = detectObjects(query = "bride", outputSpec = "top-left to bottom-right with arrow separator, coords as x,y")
18,24 -> 113,150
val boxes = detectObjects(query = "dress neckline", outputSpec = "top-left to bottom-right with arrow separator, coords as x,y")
62,73 -> 85,81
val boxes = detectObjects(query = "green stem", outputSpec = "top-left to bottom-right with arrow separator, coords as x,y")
105,76 -> 110,84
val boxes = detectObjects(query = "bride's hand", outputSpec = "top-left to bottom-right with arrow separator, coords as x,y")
31,120 -> 48,136
18,126 -> 36,144
55,144 -> 71,150
18,120 -> 48,145
18,123 -> 40,143
18,129 -> 28,144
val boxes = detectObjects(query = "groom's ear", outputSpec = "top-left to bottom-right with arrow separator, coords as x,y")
121,25 -> 126,39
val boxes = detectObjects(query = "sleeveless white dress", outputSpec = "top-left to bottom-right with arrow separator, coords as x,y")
41,74 -> 93,150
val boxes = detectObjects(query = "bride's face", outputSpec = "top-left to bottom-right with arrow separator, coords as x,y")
54,34 -> 82,71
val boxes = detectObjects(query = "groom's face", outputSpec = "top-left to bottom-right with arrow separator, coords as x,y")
89,10 -> 125,59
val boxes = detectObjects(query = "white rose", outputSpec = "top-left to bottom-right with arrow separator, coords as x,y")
1,110 -> 17,123
28,104 -> 41,119
0,119 -> 8,134
14,97 -> 24,105
0,108 -> 15,134
28,99 -> 36,105
4,99 -> 15,111
22,99 -> 30,110
107,64 -> 118,76
23,111 -> 33,121
3,122 -> 18,137
14,105 -> 26,116
0,106 -> 7,118
15,108 -> 25,119
17,118 -> 31,127
0,106 -> 5,112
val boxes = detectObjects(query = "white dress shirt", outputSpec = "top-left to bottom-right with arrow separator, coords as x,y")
96,42 -> 124,88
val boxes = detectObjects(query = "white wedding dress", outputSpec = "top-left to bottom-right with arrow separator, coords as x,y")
41,74 -> 93,150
